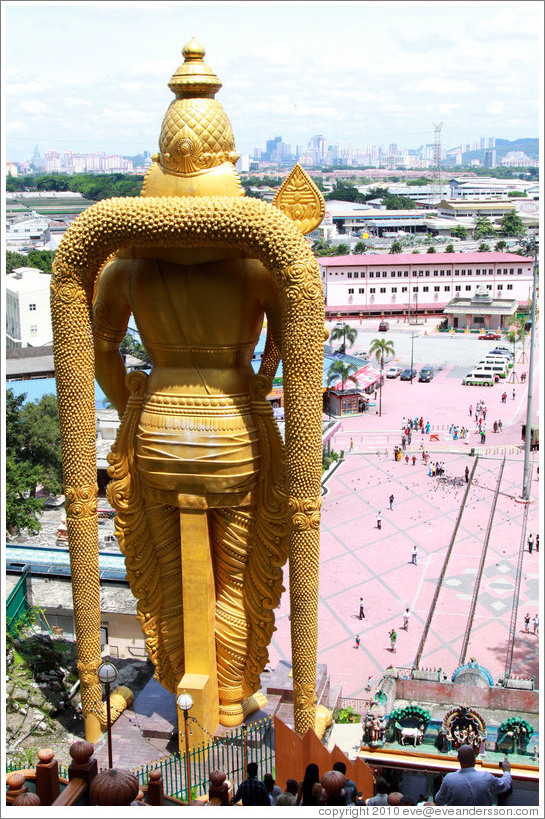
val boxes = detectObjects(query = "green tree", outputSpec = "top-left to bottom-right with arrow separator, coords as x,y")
495,240 -> 508,251
330,323 -> 357,354
353,240 -> 368,254
6,391 -> 62,533
6,251 -> 28,274
427,246 -> 436,254
507,191 -> 527,198
325,181 -> 363,203
478,242 -> 491,252
368,337 -> 395,417
412,249 -> 420,254
119,332 -> 152,365
26,250 -> 55,274
332,243 -> 350,256
500,211 -> 525,237
450,225 -> 468,240
445,243 -> 454,253
390,241 -> 403,253
474,216 -> 495,239
326,360 -> 359,392
312,238 -> 333,256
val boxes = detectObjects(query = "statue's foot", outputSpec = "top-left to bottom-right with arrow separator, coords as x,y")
314,705 -> 332,739
242,691 -> 268,718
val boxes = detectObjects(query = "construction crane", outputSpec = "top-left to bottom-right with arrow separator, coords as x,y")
430,122 -> 443,204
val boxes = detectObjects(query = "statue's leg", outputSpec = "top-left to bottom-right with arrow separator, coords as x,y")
142,499 -> 185,682
209,505 -> 256,726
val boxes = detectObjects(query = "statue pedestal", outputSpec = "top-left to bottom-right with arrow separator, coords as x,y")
177,673 -> 217,752
178,506 -> 219,751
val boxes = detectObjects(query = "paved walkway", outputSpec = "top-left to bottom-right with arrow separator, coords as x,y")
268,351 -> 540,698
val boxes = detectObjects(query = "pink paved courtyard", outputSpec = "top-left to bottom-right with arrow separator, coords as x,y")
268,351 -> 541,698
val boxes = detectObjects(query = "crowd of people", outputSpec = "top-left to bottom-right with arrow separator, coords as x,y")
191,745 -> 513,807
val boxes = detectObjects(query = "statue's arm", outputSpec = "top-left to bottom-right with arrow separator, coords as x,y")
259,267 -> 283,380
92,257 -> 133,416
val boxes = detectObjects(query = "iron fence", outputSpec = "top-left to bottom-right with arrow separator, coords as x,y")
132,716 -> 274,802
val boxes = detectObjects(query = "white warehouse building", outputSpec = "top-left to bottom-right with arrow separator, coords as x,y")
319,252 -> 534,319
6,267 -> 53,349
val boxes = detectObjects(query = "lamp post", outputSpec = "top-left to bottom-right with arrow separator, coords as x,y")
97,660 -> 118,769
410,332 -> 417,384
177,692 -> 194,803
521,239 -> 539,501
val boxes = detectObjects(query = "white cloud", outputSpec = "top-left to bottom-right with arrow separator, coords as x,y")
18,100 -> 51,116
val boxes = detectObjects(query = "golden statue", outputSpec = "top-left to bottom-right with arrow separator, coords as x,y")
51,38 -> 325,745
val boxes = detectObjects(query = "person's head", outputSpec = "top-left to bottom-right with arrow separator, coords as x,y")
247,761 -> 259,778
302,763 -> 320,788
375,777 -> 388,795
400,795 -> 413,805
285,779 -> 299,796
457,744 -> 476,768
263,773 -> 274,792
387,792 -> 404,805
332,761 -> 347,775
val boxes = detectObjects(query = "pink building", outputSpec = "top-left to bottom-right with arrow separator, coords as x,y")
319,252 -> 533,319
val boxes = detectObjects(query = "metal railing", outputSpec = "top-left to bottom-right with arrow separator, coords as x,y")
505,470 -> 532,680
132,716 -> 274,802
458,457 -> 506,666
6,567 -> 31,634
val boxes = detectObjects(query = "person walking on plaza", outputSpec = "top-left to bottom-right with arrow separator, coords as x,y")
376,510 -> 382,530
528,534 -> 534,554
403,608 -> 410,630
350,437 -> 354,451
465,465 -> 469,483
425,420 -> 430,434
401,435 -> 406,451
412,455 -> 416,466
435,745 -> 511,806
389,629 -> 397,653
533,614 -> 539,636
411,544 -> 418,565
358,597 -> 365,620
536,534 -> 539,552
524,613 -> 530,633
389,494 -> 394,511
512,387 -> 516,401
498,419 -> 502,432
355,634 -> 361,649
469,404 -> 473,417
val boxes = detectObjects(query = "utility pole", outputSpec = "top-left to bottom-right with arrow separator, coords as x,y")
521,240 -> 539,501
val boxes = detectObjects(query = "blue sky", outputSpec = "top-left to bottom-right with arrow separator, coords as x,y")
3,1 -> 543,162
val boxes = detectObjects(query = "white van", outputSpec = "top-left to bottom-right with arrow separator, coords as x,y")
462,369 -> 495,386
481,354 -> 513,369
477,359 -> 509,377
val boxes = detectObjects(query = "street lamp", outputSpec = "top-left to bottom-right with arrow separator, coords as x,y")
97,660 -> 118,769
177,692 -> 194,803
521,239 -> 539,501
410,332 -> 417,384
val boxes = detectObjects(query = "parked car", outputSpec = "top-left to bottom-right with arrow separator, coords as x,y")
378,321 -> 390,332
400,368 -> 417,381
479,331 -> 501,340
491,347 -> 514,359
386,366 -> 402,379
418,366 -> 434,382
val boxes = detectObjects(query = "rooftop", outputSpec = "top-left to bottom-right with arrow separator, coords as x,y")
319,252 -> 530,267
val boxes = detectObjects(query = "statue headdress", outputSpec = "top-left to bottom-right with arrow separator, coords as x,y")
142,37 -> 243,198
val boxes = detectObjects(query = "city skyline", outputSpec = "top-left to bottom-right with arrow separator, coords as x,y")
3,1 -> 542,163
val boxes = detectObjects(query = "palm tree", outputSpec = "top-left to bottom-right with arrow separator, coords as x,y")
517,322 -> 528,363
368,337 -> 396,417
330,322 -> 357,354
326,362 -> 359,416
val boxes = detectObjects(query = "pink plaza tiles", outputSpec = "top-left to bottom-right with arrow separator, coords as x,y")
268,352 -> 540,698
